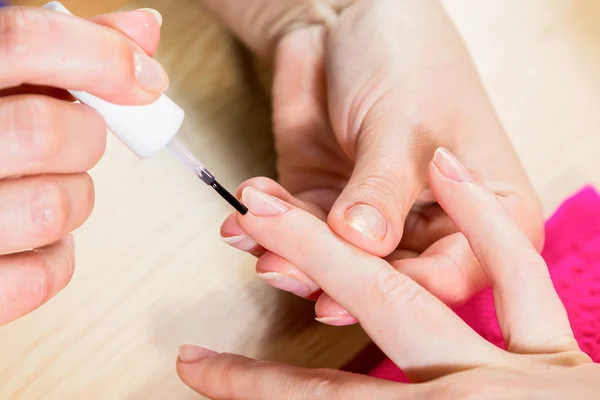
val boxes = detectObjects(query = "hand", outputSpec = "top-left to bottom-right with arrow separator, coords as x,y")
0,6 -> 167,326
218,0 -> 544,323
178,148 -> 598,399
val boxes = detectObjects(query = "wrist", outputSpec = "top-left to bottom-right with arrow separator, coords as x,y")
198,0 -> 356,61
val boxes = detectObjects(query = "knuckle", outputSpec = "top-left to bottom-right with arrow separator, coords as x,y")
353,173 -> 398,203
11,97 -> 61,160
0,8 -> 55,62
433,379 -> 486,400
369,267 -> 422,311
301,369 -> 340,398
0,8 -> 28,60
30,180 -> 69,241
219,355 -> 255,396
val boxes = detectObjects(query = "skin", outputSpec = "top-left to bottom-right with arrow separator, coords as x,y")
212,0 -> 545,324
0,6 -> 167,326
177,149 -> 600,399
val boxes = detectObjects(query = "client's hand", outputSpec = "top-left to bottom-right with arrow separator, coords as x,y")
0,6 -> 167,325
178,148 -> 598,399
220,0 -> 543,323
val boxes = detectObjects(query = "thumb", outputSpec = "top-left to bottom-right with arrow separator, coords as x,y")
328,116 -> 429,256
176,345 -> 405,400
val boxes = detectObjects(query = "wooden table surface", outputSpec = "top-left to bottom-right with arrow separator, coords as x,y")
1,0 -> 599,398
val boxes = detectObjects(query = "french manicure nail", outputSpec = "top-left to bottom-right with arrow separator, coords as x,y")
241,187 -> 289,217
134,52 -> 169,93
221,235 -> 259,252
138,8 -> 163,26
433,148 -> 473,183
178,344 -> 218,364
345,204 -> 387,241
258,272 -> 310,296
315,316 -> 359,326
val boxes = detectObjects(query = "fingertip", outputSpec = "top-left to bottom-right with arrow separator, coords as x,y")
327,205 -> 400,257
315,293 -> 356,325
315,316 -> 358,326
256,252 -> 320,297
90,10 -> 162,56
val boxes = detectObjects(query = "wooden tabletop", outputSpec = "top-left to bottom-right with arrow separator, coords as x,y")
2,0 -> 600,398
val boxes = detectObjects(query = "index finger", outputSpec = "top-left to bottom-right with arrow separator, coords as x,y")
0,6 -> 167,104
237,186 -> 506,381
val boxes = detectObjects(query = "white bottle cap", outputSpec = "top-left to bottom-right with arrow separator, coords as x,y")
42,2 -> 185,159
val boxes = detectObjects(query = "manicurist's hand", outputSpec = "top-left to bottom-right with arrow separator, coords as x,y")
212,0 -> 544,323
0,6 -> 167,325
178,148 -> 598,399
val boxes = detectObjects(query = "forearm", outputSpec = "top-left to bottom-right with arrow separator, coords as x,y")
198,0 -> 353,60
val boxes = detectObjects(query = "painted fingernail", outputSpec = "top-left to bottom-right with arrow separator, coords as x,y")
433,148 -> 473,183
221,235 -> 259,252
345,204 -> 387,241
315,316 -> 359,326
138,8 -> 162,26
134,52 -> 169,93
258,272 -> 310,296
241,187 -> 289,217
178,344 -> 218,364
66,234 -> 75,250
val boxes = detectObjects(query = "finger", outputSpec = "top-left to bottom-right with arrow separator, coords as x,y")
0,173 -> 94,254
223,177 -> 322,256
390,234 -> 488,306
315,293 -> 358,326
176,345 -> 405,400
223,178 -> 326,297
235,177 -> 327,220
256,252 -> 321,300
0,236 -> 75,326
0,9 -> 162,101
326,130 -> 427,258
400,204 -> 458,252
0,95 -> 106,178
0,7 -> 168,104
89,9 -> 162,56
237,186 -> 505,379
220,213 -> 264,255
429,148 -> 577,353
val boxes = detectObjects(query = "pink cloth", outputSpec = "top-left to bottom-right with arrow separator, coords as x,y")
369,186 -> 600,383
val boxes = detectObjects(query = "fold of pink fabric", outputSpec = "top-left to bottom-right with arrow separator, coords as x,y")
369,186 -> 600,383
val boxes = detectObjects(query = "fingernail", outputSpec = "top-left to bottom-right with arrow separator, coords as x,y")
241,187 -> 289,217
134,52 -> 169,93
138,8 -> 162,26
315,316 -> 359,326
433,148 -> 472,183
66,234 -> 75,250
178,344 -> 218,364
221,235 -> 259,252
258,272 -> 310,296
345,204 -> 387,241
